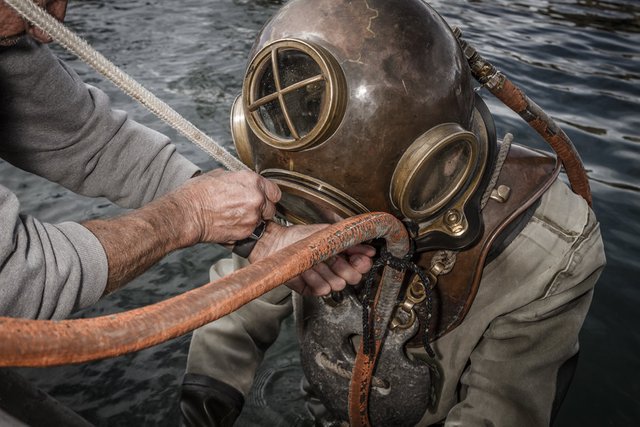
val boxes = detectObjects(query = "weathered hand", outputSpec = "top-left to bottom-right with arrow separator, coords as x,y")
168,169 -> 281,245
250,222 -> 375,296
0,0 -> 68,46
84,168 -> 280,293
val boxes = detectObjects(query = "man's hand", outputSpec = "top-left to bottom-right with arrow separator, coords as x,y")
0,0 -> 68,46
249,222 -> 375,296
84,168 -> 281,294
168,169 -> 281,246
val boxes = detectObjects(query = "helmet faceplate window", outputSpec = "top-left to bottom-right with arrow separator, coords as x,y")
391,122 -> 482,232
410,142 -> 473,213
243,39 -> 346,151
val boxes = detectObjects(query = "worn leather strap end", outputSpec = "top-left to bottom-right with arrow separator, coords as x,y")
231,221 -> 266,258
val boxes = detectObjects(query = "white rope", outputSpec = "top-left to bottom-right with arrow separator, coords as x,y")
5,0 -> 248,172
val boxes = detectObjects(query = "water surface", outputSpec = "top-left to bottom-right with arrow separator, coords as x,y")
2,0 -> 638,425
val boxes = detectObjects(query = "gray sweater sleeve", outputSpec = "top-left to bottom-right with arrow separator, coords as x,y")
0,186 -> 108,319
0,38 -> 199,207
0,38 -> 199,319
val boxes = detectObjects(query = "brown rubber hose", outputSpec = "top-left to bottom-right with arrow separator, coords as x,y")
0,212 -> 408,367
454,27 -> 592,206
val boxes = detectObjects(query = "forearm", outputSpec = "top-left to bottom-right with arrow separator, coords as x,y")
83,168 -> 281,294
91,202 -> 279,294
83,194 -> 197,294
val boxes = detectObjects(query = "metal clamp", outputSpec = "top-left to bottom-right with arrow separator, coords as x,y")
390,277 -> 428,330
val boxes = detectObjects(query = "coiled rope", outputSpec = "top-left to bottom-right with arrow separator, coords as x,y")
4,0 -> 248,172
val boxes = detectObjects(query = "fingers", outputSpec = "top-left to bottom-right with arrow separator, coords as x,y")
344,244 -> 377,258
47,0 -> 69,22
181,169 -> 282,243
0,2 -> 28,45
299,269 -> 332,296
285,264 -> 345,297
253,222 -> 376,296
23,1 -> 68,44
284,276 -> 307,295
324,256 -> 363,285
260,197 -> 278,221
286,250 -> 375,296
313,262 -> 349,292
347,251 -> 375,275
27,25 -> 53,44
258,176 -> 280,221
261,177 -> 282,204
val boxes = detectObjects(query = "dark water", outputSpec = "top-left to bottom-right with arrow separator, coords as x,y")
2,0 -> 638,425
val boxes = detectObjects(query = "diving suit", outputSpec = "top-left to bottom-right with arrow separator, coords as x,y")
181,0 -> 606,425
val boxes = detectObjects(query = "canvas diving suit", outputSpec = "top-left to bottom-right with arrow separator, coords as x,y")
182,0 -> 606,425
184,149 -> 604,426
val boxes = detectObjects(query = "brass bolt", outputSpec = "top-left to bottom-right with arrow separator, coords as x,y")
444,209 -> 460,225
490,185 -> 511,203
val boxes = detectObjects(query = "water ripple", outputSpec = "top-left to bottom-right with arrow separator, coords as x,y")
4,1 -> 638,426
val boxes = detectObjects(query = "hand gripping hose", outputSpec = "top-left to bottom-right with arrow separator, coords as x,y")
0,213 -> 409,367
3,0 -> 247,172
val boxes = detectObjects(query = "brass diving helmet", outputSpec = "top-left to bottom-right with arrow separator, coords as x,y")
231,0 -> 497,252
228,0 -> 508,424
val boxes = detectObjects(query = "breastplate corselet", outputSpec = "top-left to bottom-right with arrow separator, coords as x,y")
298,144 -> 560,425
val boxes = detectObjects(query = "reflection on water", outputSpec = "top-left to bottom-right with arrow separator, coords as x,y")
541,0 -> 640,33
2,0 -> 638,426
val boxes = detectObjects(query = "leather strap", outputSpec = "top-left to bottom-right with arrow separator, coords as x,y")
348,256 -> 408,426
